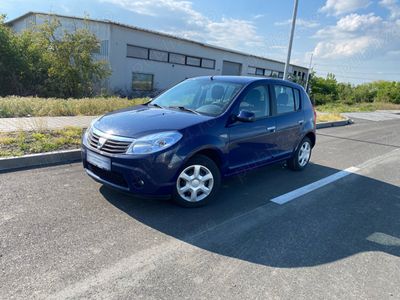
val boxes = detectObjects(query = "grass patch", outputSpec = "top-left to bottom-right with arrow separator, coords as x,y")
0,127 -> 83,157
316,102 -> 400,114
316,112 -> 345,123
0,96 -> 149,118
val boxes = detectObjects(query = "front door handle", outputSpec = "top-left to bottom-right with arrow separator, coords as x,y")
298,120 -> 304,125
267,126 -> 276,132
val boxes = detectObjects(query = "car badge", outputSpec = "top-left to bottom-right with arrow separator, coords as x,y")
98,137 -> 107,149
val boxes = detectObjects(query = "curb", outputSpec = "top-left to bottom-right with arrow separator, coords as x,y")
316,117 -> 353,129
0,149 -> 81,173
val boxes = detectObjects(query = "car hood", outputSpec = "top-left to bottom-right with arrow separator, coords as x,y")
93,105 -> 213,138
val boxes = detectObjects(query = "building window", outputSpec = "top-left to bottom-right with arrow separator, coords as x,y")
247,67 -> 256,75
271,71 -> 279,78
149,49 -> 168,62
132,73 -> 153,91
264,69 -> 272,77
278,72 -> 284,79
169,53 -> 186,65
127,45 -> 148,59
186,56 -> 201,67
255,68 -> 264,76
201,58 -> 215,69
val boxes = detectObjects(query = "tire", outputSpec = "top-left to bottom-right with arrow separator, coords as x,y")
288,137 -> 312,171
172,155 -> 221,207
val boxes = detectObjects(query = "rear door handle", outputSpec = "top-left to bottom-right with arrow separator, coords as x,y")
267,126 -> 276,132
298,120 -> 304,125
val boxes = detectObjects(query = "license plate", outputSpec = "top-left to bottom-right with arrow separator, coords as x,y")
87,150 -> 111,171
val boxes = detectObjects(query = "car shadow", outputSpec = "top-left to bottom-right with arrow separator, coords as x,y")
100,162 -> 400,268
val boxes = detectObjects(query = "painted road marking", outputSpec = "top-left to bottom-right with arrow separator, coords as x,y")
270,148 -> 400,205
270,167 -> 360,205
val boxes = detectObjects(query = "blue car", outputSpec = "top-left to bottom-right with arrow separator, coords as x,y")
82,76 -> 316,207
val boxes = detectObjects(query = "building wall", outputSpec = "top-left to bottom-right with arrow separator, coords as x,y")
108,24 -> 308,93
9,13 -> 309,94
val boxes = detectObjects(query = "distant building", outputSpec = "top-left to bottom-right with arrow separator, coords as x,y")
7,12 -> 309,95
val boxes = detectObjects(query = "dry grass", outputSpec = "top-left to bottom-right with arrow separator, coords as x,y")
316,112 -> 346,123
316,102 -> 400,114
0,96 -> 149,118
0,127 -> 83,157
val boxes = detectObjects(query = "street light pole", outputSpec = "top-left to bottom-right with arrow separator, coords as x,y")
305,52 -> 313,92
283,0 -> 299,80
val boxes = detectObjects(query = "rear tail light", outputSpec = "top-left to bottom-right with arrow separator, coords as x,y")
313,107 -> 317,128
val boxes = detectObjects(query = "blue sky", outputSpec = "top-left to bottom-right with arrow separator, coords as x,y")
2,0 -> 400,84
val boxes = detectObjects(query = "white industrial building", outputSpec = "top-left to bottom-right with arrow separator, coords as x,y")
7,12 -> 309,95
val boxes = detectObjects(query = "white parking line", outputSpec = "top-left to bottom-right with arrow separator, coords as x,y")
270,148 -> 400,205
270,167 -> 360,205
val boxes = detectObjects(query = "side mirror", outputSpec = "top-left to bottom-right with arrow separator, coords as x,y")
236,110 -> 255,122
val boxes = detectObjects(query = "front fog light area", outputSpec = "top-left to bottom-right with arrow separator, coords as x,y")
126,131 -> 182,154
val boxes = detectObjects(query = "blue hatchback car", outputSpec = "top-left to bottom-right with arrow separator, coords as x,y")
82,76 -> 316,207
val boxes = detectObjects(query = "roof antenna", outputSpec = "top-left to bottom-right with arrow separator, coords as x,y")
210,76 -> 214,80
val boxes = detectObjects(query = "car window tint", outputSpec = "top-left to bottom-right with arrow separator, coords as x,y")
274,85 -> 295,114
239,85 -> 270,118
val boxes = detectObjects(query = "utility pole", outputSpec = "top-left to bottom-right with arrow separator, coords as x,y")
305,52 -> 313,92
283,0 -> 299,80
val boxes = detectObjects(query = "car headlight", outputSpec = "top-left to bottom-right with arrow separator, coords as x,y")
126,131 -> 182,154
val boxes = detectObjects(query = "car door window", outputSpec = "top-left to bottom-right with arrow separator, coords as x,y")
274,85 -> 295,114
239,85 -> 270,119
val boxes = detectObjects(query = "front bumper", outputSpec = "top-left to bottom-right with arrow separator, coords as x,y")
81,143 -> 183,198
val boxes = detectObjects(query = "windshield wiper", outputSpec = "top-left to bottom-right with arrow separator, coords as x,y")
168,106 -> 201,115
148,103 -> 164,109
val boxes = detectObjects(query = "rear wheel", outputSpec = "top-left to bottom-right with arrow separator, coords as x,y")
288,137 -> 312,171
172,155 -> 221,207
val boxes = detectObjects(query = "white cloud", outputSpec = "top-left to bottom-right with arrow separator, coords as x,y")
314,36 -> 376,58
336,13 -> 382,31
380,0 -> 400,19
100,0 -> 267,54
313,12 -> 400,58
274,18 -> 320,28
320,0 -> 371,15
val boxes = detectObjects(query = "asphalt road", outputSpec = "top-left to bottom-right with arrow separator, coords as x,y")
1,118 -> 400,299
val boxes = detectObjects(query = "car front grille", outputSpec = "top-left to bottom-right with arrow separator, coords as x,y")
88,130 -> 133,154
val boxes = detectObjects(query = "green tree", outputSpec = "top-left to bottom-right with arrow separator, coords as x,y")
30,19 -> 110,98
0,15 -> 27,95
309,72 -> 339,105
0,15 -> 110,98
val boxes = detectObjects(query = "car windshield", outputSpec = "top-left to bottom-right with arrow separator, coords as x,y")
150,78 -> 244,116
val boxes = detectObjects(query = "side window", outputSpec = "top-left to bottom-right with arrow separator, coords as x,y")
239,85 -> 270,119
274,85 -> 295,114
294,88 -> 301,111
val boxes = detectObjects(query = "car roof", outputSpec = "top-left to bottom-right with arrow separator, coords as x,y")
192,76 -> 305,90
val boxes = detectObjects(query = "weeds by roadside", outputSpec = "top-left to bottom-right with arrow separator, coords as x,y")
316,112 -> 345,123
0,96 -> 148,118
316,102 -> 400,114
0,127 -> 83,157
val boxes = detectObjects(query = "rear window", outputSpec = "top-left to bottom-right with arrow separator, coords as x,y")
274,85 -> 295,114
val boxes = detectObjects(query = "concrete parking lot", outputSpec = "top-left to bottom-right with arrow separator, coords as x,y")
1,118 -> 399,299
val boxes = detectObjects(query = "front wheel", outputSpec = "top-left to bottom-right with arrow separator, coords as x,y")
288,137 -> 312,171
172,155 -> 221,207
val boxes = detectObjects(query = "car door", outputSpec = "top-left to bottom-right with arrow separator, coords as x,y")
271,84 -> 305,158
227,83 -> 278,172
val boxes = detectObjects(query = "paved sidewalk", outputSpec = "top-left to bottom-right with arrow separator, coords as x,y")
0,116 -> 99,132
